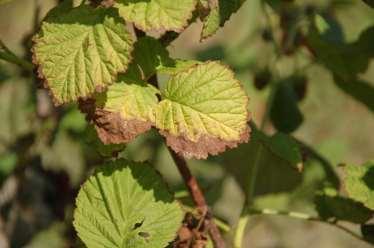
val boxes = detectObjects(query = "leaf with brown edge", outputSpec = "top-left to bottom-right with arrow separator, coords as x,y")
32,5 -> 134,105
93,108 -> 154,144
80,78 -> 160,144
113,0 -> 197,35
155,61 -> 250,159
161,129 -> 250,159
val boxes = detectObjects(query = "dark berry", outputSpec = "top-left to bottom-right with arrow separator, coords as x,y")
292,75 -> 308,101
254,69 -> 272,90
305,4 -> 316,16
261,28 -> 273,42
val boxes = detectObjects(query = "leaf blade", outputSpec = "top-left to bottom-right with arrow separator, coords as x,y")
344,161 -> 374,210
200,0 -> 247,40
82,78 -> 160,145
270,80 -> 303,133
32,5 -> 134,104
155,61 -> 250,159
314,188 -> 372,224
74,159 -> 184,248
114,0 -> 197,34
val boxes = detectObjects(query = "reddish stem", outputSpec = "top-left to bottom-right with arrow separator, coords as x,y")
168,148 -> 226,248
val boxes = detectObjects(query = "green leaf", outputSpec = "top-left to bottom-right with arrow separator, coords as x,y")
73,159 -> 183,248
307,22 -> 367,80
32,5 -> 134,104
0,40 -> 33,70
96,79 -> 160,122
155,61 -> 250,159
362,0 -> 374,8
354,26 -> 374,60
361,224 -> 374,244
92,78 -> 160,144
26,222 -> 67,248
201,7 -> 220,39
307,36 -> 358,80
92,37 -> 173,145
262,132 -> 303,171
0,152 -> 17,183
222,127 -> 302,197
307,21 -> 374,111
245,126 -> 303,170
270,80 -> 303,133
59,107 -> 87,133
113,0 -> 197,34
0,40 -> 19,64
85,126 -> 126,157
157,59 -> 202,75
200,0 -> 247,40
45,0 -> 74,18
315,189 -> 372,224
314,14 -> 345,44
0,64 -> 10,83
125,37 -> 174,80
344,161 -> 374,210
333,75 -> 374,112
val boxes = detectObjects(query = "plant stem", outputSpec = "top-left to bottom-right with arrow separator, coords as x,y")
248,208 -> 371,245
233,213 -> 249,248
261,1 -> 281,57
233,5 -> 285,245
0,40 -> 33,72
135,23 -> 225,247
168,148 -> 226,248
133,23 -> 224,245
181,199 -> 231,233
233,144 -> 264,248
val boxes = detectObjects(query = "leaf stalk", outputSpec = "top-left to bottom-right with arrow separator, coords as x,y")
168,148 -> 226,248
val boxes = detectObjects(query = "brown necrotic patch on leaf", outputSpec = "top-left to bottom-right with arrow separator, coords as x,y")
79,99 -> 152,144
31,49 -> 60,105
32,48 -> 111,106
94,109 -> 152,144
161,126 -> 250,159
155,61 -> 251,159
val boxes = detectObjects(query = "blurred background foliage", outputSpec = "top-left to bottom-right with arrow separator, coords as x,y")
0,0 -> 373,247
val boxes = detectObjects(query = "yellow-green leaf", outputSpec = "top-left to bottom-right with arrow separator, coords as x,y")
114,0 -> 197,34
157,59 -> 202,75
200,0 -> 247,40
344,161 -> 374,210
84,77 -> 160,145
155,61 -> 250,159
32,5 -> 134,104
